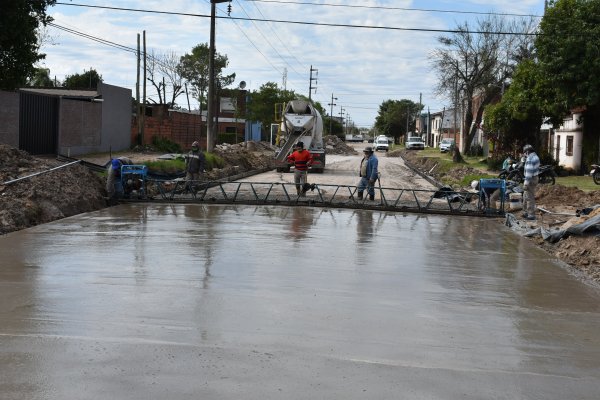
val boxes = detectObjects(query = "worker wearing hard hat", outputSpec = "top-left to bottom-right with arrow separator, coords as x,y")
184,141 -> 206,192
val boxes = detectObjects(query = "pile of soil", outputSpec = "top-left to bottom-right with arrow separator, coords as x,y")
0,144 -> 106,235
324,135 -> 359,155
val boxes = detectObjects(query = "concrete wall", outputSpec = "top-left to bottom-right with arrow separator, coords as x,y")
55,83 -> 132,156
0,91 -> 19,147
58,99 -> 102,155
99,83 -> 131,153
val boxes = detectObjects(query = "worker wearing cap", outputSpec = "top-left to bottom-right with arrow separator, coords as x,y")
106,156 -> 133,199
357,146 -> 378,201
185,141 -> 206,192
287,141 -> 313,196
522,144 -> 540,220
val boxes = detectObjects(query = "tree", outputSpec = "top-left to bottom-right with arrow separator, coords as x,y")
27,67 -> 55,87
0,1 -> 56,90
146,50 -> 186,107
178,43 -> 236,111
484,59 -> 547,156
63,69 -> 103,89
374,99 -> 422,143
535,0 -> 600,167
245,82 -> 297,137
431,15 -> 536,156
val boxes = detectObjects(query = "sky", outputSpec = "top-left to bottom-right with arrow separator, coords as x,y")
42,0 -> 547,129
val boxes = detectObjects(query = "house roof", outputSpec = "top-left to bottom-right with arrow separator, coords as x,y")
20,88 -> 99,99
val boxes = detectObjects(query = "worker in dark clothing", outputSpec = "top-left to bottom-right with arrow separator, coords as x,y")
106,156 -> 133,199
357,147 -> 378,201
287,141 -> 313,196
184,141 -> 205,192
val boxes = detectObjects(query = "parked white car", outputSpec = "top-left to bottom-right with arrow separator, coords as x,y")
439,138 -> 455,153
405,136 -> 425,150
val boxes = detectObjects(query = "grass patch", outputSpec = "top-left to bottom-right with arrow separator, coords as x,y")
144,159 -> 186,174
143,152 -> 225,174
555,176 -> 600,192
460,173 -> 498,186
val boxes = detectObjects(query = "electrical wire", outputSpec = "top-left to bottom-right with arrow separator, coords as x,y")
54,2 -> 541,36
242,0 -> 544,18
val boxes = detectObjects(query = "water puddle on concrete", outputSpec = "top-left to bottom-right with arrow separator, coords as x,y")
1,203 -> 599,399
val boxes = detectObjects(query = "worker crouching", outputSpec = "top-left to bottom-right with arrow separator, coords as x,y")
106,157 -> 133,200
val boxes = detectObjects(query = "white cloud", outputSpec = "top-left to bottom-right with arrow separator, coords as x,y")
43,0 -> 546,128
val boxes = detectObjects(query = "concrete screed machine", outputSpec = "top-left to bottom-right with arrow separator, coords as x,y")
274,99 -> 325,173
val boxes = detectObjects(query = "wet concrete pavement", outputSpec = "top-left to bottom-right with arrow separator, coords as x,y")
1,204 -> 600,399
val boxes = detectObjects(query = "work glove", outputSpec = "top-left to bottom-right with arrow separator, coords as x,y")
369,179 -> 376,185
523,180 -> 529,190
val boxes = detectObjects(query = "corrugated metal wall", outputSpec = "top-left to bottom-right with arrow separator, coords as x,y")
19,92 -> 59,155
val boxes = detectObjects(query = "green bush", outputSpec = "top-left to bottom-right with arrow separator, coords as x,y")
218,132 -> 238,145
151,136 -> 182,153
144,152 -> 224,174
205,152 -> 224,169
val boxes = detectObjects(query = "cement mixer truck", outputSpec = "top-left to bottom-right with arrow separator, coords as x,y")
274,99 -> 325,173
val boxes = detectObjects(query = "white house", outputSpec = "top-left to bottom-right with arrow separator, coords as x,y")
551,111 -> 583,171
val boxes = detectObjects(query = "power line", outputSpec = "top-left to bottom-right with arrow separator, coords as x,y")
242,0 -> 544,18
54,2 -> 541,36
241,0 -> 307,75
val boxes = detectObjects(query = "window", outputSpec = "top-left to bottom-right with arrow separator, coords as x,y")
566,135 -> 574,156
225,127 -> 237,134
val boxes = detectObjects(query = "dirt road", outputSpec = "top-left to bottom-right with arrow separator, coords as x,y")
242,143 -> 436,190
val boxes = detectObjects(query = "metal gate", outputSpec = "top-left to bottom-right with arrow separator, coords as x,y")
19,92 -> 59,155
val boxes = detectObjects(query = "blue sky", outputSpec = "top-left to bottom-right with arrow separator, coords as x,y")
43,0 -> 546,128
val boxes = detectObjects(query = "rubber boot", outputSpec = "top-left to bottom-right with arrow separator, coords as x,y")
369,194 -> 375,201
357,192 -> 363,200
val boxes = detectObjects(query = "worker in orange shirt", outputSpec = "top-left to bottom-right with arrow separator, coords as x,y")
287,141 -> 313,196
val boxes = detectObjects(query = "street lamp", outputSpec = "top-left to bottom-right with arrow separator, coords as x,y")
207,0 -> 231,152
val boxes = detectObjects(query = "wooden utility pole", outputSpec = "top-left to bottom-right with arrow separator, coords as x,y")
207,1 -> 230,151
136,33 -> 142,146
142,30 -> 147,146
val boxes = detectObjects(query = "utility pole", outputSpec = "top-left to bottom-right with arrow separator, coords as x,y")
207,0 -> 231,152
308,65 -> 318,101
339,107 -> 345,135
328,93 -> 337,135
136,33 -> 141,146
142,30 -> 146,146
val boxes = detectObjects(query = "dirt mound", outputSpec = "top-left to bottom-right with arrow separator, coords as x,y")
213,141 -> 278,172
536,185 -> 600,209
324,135 -> 359,155
398,149 -> 477,186
0,144 -> 106,235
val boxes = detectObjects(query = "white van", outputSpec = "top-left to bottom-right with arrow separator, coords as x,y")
374,136 -> 389,152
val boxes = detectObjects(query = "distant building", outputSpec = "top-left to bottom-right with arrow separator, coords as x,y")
133,89 -> 249,149
0,82 -> 131,156
549,110 -> 584,172
429,109 -> 460,150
